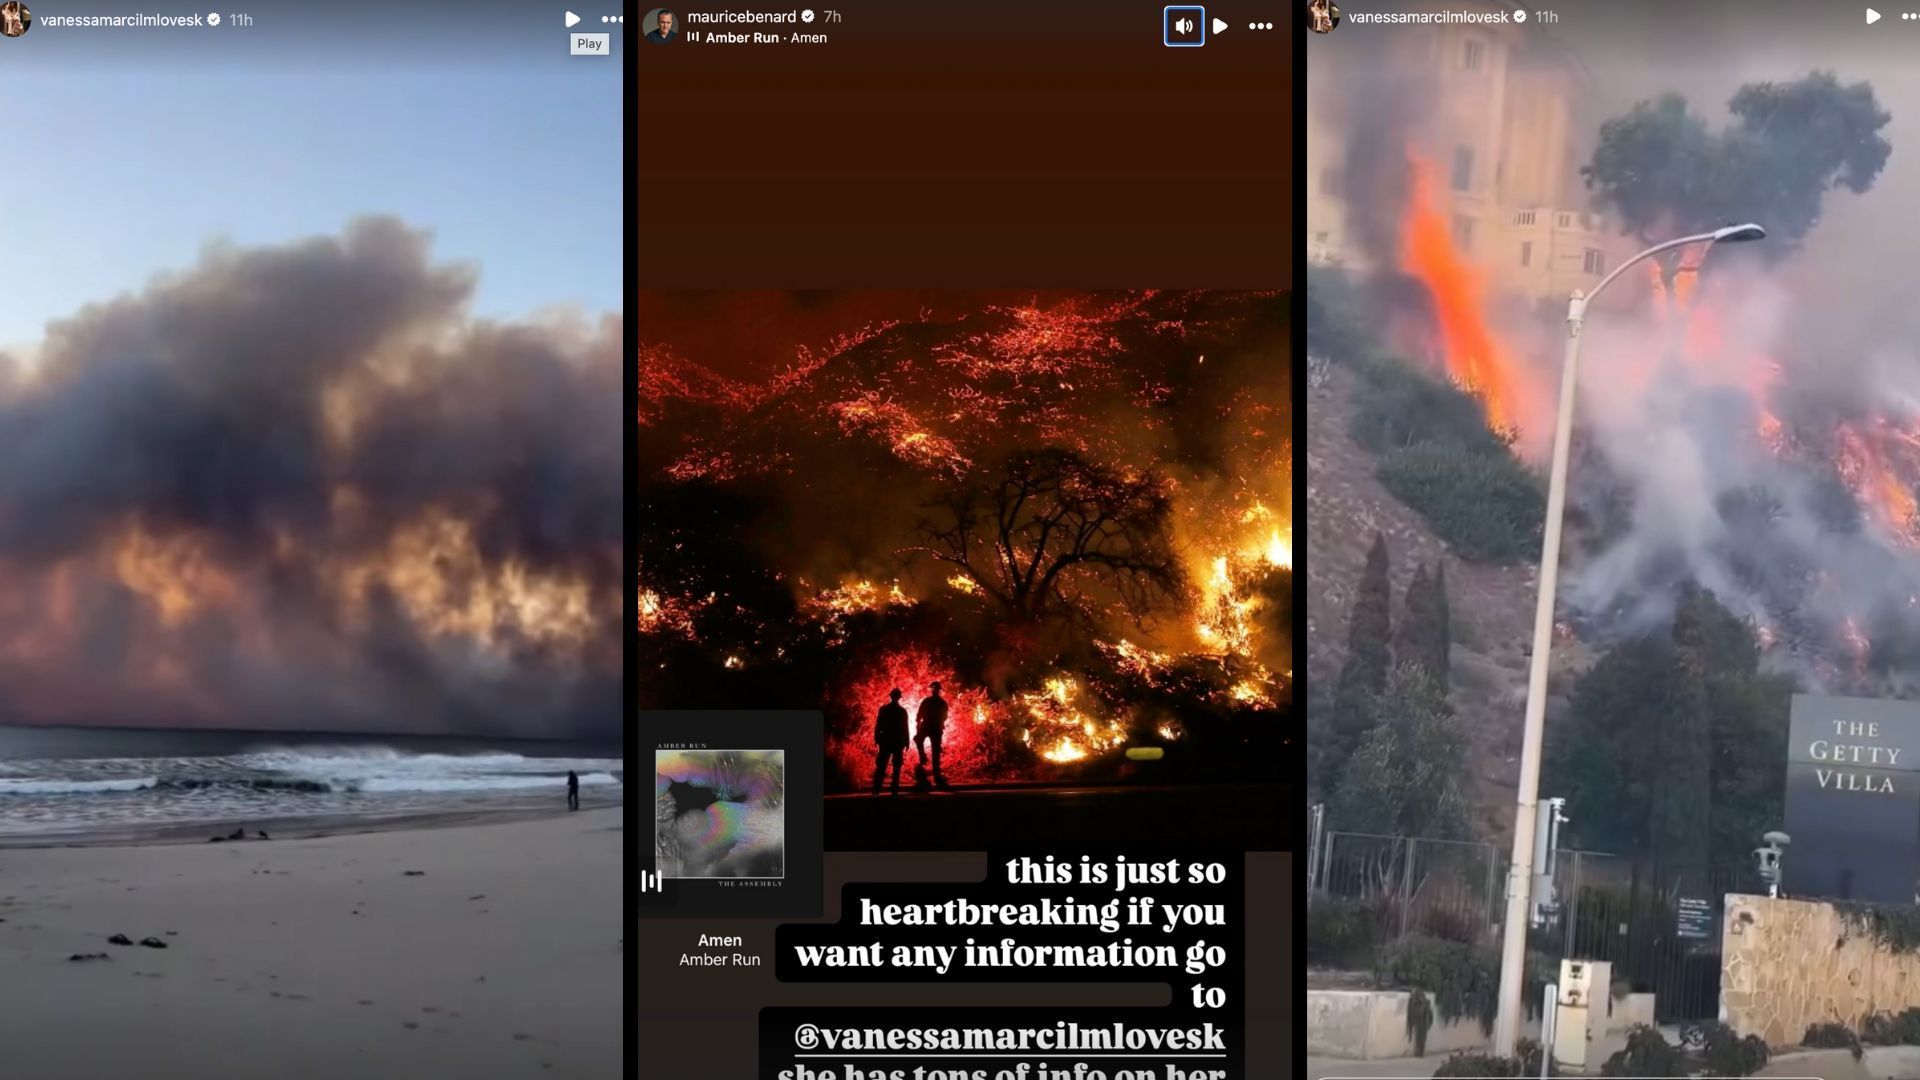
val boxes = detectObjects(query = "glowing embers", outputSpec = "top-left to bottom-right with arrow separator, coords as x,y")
1264,529 -> 1291,569
797,577 -> 917,647
800,578 -> 913,618
1019,675 -> 1129,766
827,393 -> 970,475
1189,548 -> 1286,709
1196,556 -> 1259,656
1835,419 -> 1920,545
1236,500 -> 1292,570
953,303 -> 1124,380
1400,151 -> 1522,434
1101,639 -> 1176,687
636,582 -> 706,640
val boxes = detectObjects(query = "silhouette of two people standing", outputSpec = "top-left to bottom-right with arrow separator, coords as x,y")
566,769 -> 580,811
871,683 -> 951,796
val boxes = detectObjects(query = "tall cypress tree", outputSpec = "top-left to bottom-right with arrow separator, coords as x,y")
1328,532 -> 1392,786
1397,561 -> 1451,686
1656,582 -> 1715,886
1340,532 -> 1393,694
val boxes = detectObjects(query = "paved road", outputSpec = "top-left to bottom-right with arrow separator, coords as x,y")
824,781 -> 1291,848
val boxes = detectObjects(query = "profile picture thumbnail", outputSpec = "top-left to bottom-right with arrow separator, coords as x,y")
1,1 -> 33,38
644,7 -> 678,43
1306,0 -> 1340,34
655,749 -> 785,879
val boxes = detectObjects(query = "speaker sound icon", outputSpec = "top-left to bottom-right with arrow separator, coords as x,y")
1163,5 -> 1207,46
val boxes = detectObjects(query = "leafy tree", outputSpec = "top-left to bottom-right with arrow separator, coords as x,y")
1583,74 -> 1892,263
1545,583 -> 1795,877
1328,664 -> 1468,839
1307,694 -> 1336,801
1397,561 -> 1452,685
915,448 -> 1183,624
1548,635 -> 1674,855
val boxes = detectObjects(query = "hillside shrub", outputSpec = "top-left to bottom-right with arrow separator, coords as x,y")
1860,1007 -> 1920,1046
1431,1041 -> 1550,1078
1602,1025 -> 1685,1077
1307,897 -> 1383,970
1803,1021 -> 1863,1060
1349,354 -> 1510,459
1695,1020 -> 1769,1077
1373,934 -> 1501,1032
1377,443 -> 1545,563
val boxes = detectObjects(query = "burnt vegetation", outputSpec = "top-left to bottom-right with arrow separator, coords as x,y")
637,291 -> 1291,789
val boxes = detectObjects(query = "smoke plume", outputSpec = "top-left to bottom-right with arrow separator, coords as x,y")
0,217 -> 621,737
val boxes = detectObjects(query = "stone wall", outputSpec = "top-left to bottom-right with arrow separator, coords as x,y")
1722,893 -> 1920,1046
1304,989 -> 1503,1060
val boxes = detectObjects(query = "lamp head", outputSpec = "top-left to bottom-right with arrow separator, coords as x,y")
1712,223 -> 1767,244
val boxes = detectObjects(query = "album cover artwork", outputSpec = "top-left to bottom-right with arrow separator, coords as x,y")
638,711 -> 823,917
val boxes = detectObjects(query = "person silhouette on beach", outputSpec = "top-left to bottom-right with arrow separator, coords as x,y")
871,688 -> 909,795
914,681 -> 951,789
566,770 -> 580,811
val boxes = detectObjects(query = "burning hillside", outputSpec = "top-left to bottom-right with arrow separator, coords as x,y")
1340,130 -> 1920,694
1400,152 -> 1529,436
637,290 -> 1290,790
0,218 -> 622,737
1567,259 -> 1920,688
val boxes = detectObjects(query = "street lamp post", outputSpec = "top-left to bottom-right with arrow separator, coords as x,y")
1489,223 -> 1766,1056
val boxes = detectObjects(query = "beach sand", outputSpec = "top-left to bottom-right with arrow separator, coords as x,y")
0,808 -> 622,1079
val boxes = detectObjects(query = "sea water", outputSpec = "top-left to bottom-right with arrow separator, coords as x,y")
0,725 -> 623,839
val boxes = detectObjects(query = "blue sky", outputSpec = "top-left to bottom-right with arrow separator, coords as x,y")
0,51 -> 620,349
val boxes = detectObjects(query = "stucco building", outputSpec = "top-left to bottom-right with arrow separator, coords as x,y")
1307,2 -> 1635,307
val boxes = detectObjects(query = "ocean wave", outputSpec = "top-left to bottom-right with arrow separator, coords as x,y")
355,771 -> 622,794
0,776 -> 159,795
0,746 -> 624,798
233,748 -> 621,780
0,771 -> 623,797
233,747 -> 552,771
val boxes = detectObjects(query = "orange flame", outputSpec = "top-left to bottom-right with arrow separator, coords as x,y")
1837,422 -> 1920,545
1401,152 -> 1518,433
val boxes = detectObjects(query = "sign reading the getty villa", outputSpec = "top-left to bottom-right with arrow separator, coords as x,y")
1807,723 -> 1903,792
1786,694 -> 1920,904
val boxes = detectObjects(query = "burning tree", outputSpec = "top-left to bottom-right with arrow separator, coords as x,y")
636,291 -> 1291,791
914,448 -> 1184,626
1584,75 -> 1891,262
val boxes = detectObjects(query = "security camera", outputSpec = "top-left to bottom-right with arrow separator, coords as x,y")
1756,830 -> 1790,896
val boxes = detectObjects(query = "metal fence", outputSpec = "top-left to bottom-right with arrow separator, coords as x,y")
1313,830 -> 1511,943
1552,861 -> 1751,1023
1309,820 -> 1754,1022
